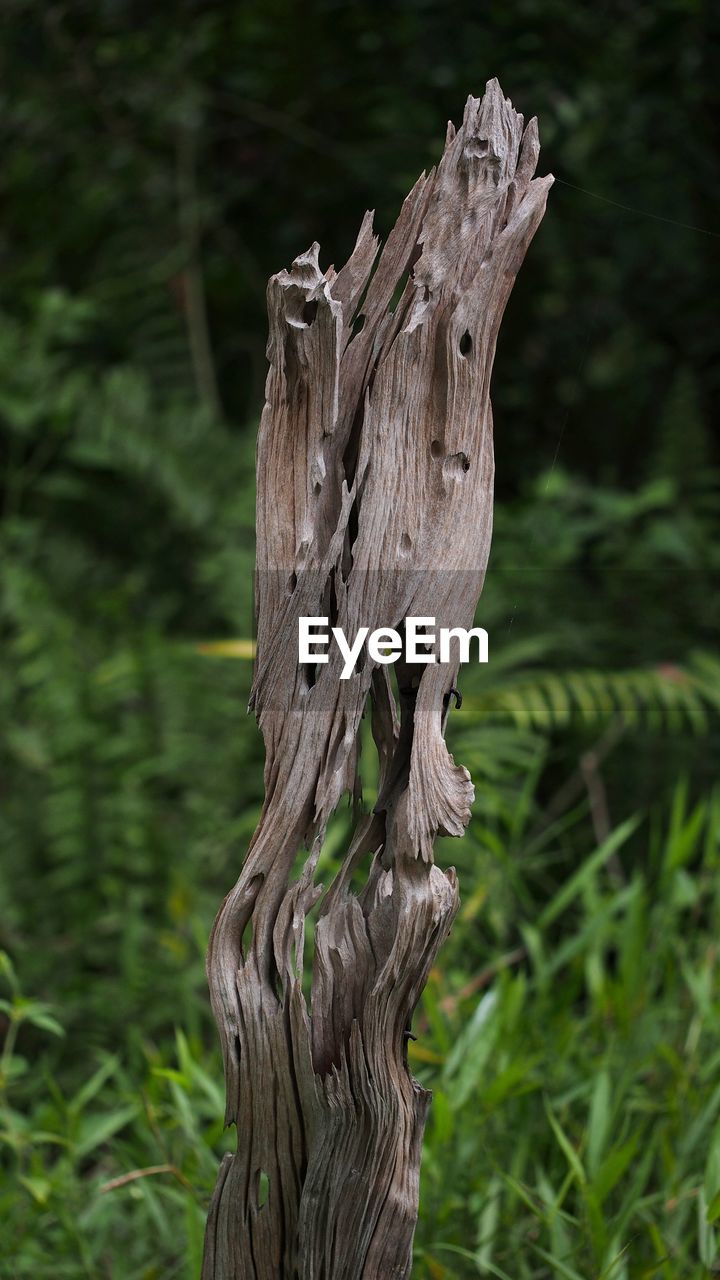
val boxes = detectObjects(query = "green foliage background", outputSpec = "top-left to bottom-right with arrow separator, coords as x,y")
1,2 -> 719,1276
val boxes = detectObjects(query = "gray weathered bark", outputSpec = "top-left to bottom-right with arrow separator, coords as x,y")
203,79 -> 551,1280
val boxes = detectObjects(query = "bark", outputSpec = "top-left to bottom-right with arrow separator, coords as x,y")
202,79 -> 552,1280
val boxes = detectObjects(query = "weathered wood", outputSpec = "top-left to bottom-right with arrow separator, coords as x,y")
203,79 -> 551,1280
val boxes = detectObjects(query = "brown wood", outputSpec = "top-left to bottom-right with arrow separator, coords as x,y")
202,79 -> 551,1280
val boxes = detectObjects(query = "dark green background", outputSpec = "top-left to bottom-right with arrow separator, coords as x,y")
1,3 -> 719,1277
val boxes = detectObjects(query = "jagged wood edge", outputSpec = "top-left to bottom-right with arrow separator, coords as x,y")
203,78 -> 552,1280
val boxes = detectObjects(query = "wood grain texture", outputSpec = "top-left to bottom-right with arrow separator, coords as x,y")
202,79 -> 552,1280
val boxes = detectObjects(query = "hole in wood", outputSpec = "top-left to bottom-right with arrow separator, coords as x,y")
240,914 -> 254,962
324,568 -> 339,629
401,1021 -> 416,1067
287,571 -> 297,595
442,451 -> 471,479
345,493 -> 360,566
342,399 -> 364,488
464,136 -> 490,160
270,961 -> 282,1002
347,847 -> 381,899
388,268 -> 411,313
459,330 -> 472,356
327,712 -> 348,776
430,439 -> 443,459
257,1169 -> 270,1209
302,300 -> 318,326
302,662 -> 319,690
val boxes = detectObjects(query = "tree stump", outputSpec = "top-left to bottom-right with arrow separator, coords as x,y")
203,79 -> 551,1280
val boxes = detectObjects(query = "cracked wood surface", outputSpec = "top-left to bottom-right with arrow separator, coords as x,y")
202,79 -> 552,1280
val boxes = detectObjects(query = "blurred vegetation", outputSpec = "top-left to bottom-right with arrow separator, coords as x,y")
1,1 -> 719,1277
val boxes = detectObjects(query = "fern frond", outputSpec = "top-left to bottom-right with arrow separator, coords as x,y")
466,659 -> 716,735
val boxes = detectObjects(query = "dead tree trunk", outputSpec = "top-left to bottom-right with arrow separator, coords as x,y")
202,79 -> 551,1280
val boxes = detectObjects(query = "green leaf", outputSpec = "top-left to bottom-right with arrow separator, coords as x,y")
75,1104 -> 138,1158
538,816 -> 641,930
19,1175 -> 51,1206
706,1189 -> 720,1225
587,1070 -> 611,1178
593,1135 -> 640,1204
70,1055 -> 120,1113
23,1007 -> 64,1037
545,1100 -> 586,1187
